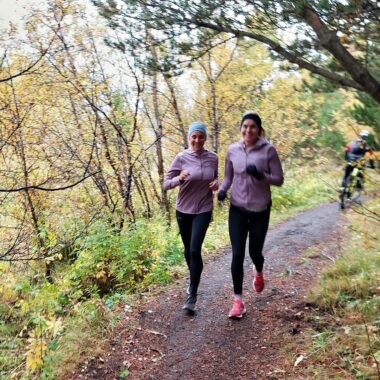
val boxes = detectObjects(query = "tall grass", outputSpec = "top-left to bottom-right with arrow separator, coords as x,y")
290,197 -> 380,379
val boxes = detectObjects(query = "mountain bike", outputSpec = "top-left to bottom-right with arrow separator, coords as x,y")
339,158 -> 366,210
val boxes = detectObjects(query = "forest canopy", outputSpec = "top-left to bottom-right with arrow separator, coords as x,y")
93,0 -> 380,103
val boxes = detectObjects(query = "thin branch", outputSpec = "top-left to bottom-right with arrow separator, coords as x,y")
0,38 -> 55,83
0,171 -> 100,193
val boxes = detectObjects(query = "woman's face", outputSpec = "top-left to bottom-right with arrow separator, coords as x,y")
189,131 -> 206,151
241,118 -> 260,146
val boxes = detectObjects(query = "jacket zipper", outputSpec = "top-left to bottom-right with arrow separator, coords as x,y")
198,151 -> 203,213
244,146 -> 249,209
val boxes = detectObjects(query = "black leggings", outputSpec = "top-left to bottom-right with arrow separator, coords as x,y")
229,204 -> 271,295
342,165 -> 353,187
176,210 -> 212,296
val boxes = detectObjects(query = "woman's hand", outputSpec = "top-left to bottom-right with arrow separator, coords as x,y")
209,180 -> 219,191
217,190 -> 227,202
246,164 -> 264,180
179,170 -> 190,182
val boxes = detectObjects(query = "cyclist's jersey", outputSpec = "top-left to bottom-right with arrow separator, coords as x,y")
345,139 -> 369,162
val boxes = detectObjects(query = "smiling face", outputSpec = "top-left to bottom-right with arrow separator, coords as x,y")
241,118 -> 261,146
188,130 -> 206,151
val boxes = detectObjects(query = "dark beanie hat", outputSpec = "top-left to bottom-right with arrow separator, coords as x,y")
241,110 -> 262,129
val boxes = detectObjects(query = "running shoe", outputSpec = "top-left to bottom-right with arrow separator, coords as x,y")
182,294 -> 197,312
228,299 -> 246,319
253,270 -> 265,293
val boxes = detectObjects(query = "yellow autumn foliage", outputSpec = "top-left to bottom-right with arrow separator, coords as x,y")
25,317 -> 63,373
26,338 -> 47,372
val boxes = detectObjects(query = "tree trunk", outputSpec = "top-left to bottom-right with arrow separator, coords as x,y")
164,75 -> 188,149
146,28 -> 171,224
133,172 -> 152,218
207,52 -> 219,153
300,4 -> 380,103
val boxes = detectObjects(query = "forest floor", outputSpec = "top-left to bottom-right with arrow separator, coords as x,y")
69,201 -> 349,380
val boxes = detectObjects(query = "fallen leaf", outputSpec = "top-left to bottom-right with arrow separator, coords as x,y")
294,354 -> 305,367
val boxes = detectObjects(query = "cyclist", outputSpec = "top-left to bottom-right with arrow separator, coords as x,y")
340,130 -> 372,190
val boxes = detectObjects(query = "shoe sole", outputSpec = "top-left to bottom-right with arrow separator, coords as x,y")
182,299 -> 196,312
183,305 -> 196,315
228,308 -> 246,319
253,272 -> 264,293
182,304 -> 195,311
254,284 -> 264,293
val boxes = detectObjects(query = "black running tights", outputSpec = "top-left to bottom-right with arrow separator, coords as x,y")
229,205 -> 270,295
176,210 -> 212,296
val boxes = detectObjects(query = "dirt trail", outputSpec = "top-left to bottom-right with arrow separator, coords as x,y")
74,202 -> 347,380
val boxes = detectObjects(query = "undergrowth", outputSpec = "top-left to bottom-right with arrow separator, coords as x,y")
0,157 -> 361,379
288,197 -> 380,379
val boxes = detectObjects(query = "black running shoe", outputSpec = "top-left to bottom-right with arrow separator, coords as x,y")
182,294 -> 197,312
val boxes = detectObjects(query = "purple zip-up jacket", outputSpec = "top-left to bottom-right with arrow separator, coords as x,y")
164,148 -> 218,214
220,138 -> 284,211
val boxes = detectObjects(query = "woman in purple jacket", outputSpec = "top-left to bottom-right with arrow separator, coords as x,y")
164,122 -> 218,312
218,111 -> 284,319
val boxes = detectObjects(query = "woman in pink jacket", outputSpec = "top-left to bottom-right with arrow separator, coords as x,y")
164,122 -> 218,313
218,111 -> 284,319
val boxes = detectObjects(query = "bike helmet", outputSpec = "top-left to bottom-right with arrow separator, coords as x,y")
359,130 -> 369,138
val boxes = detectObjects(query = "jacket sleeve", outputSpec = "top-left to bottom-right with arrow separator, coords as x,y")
163,155 -> 182,190
263,146 -> 284,186
214,155 -> 219,181
220,149 -> 234,191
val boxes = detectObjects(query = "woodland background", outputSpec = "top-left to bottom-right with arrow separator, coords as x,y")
0,0 -> 379,378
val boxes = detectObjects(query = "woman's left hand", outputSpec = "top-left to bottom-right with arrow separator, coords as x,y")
209,180 -> 219,191
246,164 -> 264,180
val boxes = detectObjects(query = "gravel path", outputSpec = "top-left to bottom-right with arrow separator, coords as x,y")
72,201 -> 347,380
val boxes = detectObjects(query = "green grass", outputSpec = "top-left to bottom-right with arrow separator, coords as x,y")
287,197 -> 380,379
271,158 -> 341,220
39,299 -> 116,380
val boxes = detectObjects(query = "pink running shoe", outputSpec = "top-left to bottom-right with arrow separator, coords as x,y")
228,300 -> 246,319
253,270 -> 264,293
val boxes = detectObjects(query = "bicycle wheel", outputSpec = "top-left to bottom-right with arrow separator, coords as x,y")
340,176 -> 355,210
339,185 -> 348,210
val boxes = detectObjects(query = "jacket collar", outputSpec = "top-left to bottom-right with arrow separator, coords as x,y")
186,148 -> 207,155
239,137 -> 267,150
